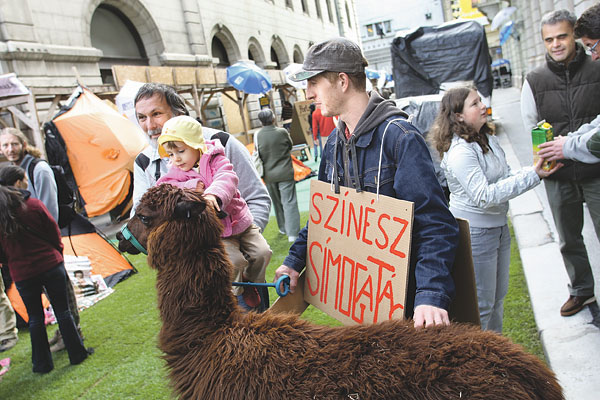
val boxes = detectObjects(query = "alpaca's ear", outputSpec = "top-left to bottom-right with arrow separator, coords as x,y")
173,199 -> 206,220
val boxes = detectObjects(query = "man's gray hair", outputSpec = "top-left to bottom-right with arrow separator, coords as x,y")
541,9 -> 577,31
258,109 -> 275,126
134,83 -> 189,117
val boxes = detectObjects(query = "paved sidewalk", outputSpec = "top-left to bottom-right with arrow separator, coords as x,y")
493,88 -> 600,400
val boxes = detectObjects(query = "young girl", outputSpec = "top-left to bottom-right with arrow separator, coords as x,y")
156,116 -> 272,311
0,165 -> 91,373
429,87 -> 560,333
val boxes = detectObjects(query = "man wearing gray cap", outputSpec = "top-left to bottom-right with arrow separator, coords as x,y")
274,38 -> 459,328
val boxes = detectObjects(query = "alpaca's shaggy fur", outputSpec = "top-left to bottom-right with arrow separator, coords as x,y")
128,185 -> 563,400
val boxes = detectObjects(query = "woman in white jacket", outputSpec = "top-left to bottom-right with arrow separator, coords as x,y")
430,87 -> 560,332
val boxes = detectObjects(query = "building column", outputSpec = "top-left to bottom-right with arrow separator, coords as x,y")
180,0 -> 209,56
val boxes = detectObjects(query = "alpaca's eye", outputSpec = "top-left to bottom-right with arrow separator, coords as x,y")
138,215 -> 151,225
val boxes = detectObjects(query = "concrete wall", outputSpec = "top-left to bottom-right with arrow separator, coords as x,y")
0,0 -> 360,88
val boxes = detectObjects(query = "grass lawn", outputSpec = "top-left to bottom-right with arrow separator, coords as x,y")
0,214 -> 543,399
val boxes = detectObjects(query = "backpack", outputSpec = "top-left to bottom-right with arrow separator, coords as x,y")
28,158 -> 76,228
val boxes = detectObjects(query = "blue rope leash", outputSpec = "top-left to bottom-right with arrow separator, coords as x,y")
232,275 -> 291,297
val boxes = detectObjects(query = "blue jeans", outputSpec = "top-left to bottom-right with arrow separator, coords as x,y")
470,224 -> 511,333
15,263 -> 88,372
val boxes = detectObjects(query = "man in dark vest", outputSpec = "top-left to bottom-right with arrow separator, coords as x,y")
537,3 -> 600,163
521,9 -> 600,317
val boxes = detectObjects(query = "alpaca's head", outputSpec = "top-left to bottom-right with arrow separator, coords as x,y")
117,184 -> 224,264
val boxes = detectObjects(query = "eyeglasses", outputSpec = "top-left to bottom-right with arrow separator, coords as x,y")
586,39 -> 600,56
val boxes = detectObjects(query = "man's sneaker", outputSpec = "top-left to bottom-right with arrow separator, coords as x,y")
560,295 -> 596,316
0,338 -> 17,352
288,236 -> 298,243
278,230 -> 286,235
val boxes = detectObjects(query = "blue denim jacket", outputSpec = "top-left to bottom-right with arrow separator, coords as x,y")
284,116 -> 459,316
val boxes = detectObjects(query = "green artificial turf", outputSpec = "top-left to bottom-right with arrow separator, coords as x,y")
0,214 -> 543,398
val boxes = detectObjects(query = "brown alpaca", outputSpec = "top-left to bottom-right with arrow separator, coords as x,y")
126,185 -> 563,400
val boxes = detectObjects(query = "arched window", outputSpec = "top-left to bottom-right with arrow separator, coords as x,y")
293,48 -> 303,64
270,47 -> 281,69
248,39 -> 266,68
212,37 -> 230,67
90,4 -> 147,84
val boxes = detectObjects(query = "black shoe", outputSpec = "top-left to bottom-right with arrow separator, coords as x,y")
33,364 -> 54,374
71,347 -> 94,365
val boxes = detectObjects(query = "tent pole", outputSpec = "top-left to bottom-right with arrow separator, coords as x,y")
268,90 -> 276,118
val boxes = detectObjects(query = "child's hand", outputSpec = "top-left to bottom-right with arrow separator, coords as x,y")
195,181 -> 205,193
204,194 -> 221,211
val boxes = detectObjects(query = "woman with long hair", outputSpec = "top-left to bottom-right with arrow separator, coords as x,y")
0,165 -> 91,373
429,87 -> 560,332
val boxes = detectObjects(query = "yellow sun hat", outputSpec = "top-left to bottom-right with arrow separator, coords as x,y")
157,115 -> 207,158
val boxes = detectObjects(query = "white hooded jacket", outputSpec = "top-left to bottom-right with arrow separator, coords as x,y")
441,134 -> 540,228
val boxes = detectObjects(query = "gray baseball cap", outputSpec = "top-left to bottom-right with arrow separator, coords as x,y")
289,37 -> 368,82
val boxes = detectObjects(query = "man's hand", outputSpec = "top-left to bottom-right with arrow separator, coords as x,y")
413,305 -> 450,329
537,136 -> 567,161
274,265 -> 299,293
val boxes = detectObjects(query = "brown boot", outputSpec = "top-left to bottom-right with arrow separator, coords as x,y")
560,295 -> 596,316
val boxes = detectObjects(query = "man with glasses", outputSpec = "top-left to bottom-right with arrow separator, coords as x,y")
586,38 -> 600,59
538,3 -> 600,163
521,9 -> 600,317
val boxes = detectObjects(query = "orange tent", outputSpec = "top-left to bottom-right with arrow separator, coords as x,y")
52,87 -> 147,217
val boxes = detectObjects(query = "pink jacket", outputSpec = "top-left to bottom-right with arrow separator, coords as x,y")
156,140 -> 253,237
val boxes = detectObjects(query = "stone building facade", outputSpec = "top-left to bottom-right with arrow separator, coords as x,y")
0,0 -> 360,131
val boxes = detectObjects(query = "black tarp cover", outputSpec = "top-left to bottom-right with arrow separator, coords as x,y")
391,20 -> 493,99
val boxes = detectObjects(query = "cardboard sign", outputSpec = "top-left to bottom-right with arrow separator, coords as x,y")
305,180 -> 414,325
289,100 -> 313,146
